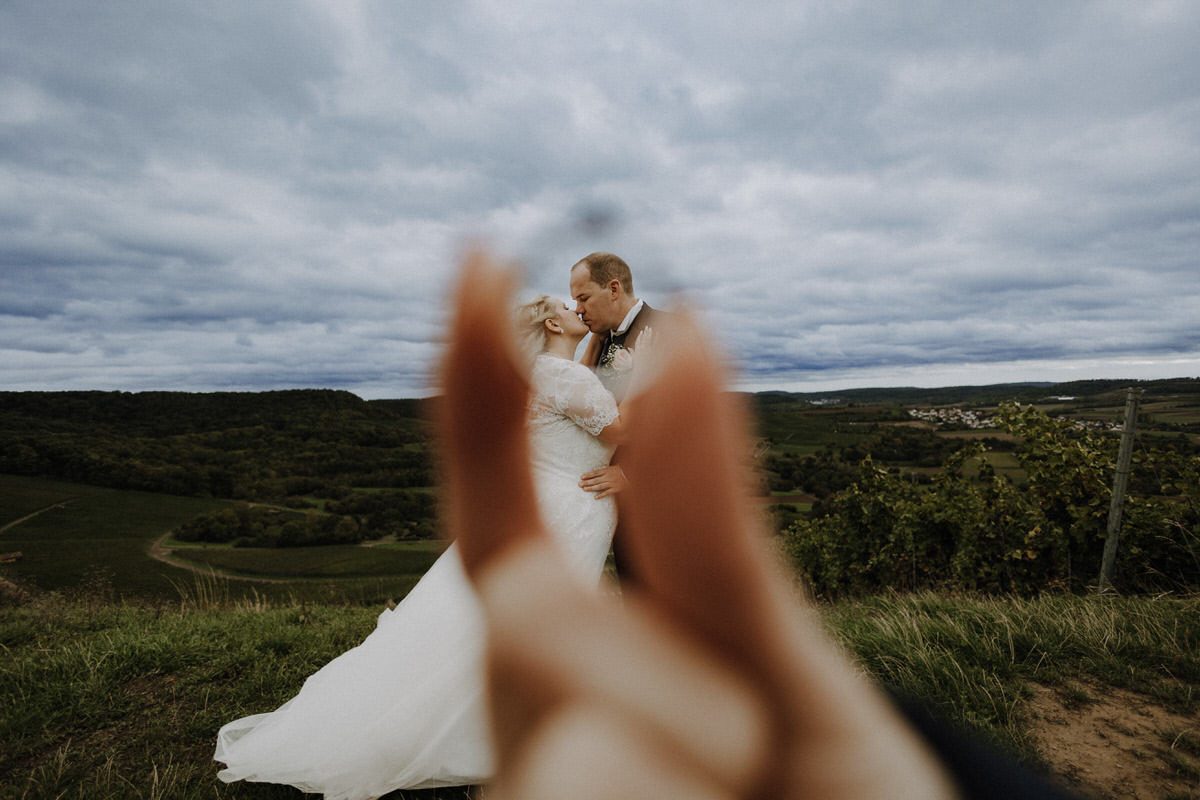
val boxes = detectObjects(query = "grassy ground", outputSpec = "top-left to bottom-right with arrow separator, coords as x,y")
1,587 -> 1195,799
823,593 -> 1199,754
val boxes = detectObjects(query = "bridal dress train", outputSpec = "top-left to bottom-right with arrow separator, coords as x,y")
215,354 -> 619,799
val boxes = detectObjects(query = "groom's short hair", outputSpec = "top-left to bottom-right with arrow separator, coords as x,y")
574,252 -> 634,295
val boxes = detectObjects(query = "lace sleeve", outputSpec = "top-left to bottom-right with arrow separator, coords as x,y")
555,362 -> 619,436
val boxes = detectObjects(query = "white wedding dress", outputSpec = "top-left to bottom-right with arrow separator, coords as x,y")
214,353 -> 619,799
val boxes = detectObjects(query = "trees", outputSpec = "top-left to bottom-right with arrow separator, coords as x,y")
785,403 -> 1199,597
175,504 -> 379,547
0,390 -> 435,501
0,391 -> 440,537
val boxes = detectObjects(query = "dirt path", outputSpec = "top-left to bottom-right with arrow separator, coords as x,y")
1027,682 -> 1200,799
0,499 -> 78,535
146,534 -> 293,584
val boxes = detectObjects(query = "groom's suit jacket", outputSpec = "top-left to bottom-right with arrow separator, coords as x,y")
581,302 -> 666,588
582,302 -> 663,404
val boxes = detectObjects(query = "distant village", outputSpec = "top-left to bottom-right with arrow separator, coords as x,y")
905,407 -> 995,429
904,405 -> 1124,432
802,396 -> 1129,433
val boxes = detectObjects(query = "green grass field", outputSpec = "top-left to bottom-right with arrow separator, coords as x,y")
172,541 -> 444,579
0,475 -> 445,606
935,429 -> 1019,442
1,475 -> 229,598
1,476 -> 104,523
958,450 -> 1026,482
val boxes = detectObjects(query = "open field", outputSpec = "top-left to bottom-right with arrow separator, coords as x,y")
1,477 -> 100,524
935,429 -> 1020,442
0,475 -> 444,605
0,590 -> 1195,799
172,541 -> 444,579
958,450 -> 1026,482
0,475 -> 229,598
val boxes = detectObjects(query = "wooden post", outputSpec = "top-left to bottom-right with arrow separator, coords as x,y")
1097,388 -> 1141,592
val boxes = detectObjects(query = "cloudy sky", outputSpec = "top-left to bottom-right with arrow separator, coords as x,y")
2,1 -> 1198,398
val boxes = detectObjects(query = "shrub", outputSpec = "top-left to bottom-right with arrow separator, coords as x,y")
785,403 -> 1199,597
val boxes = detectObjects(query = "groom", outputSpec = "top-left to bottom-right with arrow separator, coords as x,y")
569,251 -> 663,585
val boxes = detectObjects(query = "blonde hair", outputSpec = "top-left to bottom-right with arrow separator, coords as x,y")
514,294 -> 559,363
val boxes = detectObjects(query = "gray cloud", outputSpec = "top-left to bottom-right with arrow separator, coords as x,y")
2,1 -> 1198,397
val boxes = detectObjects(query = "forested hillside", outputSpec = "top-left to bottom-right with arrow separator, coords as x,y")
0,390 -> 438,544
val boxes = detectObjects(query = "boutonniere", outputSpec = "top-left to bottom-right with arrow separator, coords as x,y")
599,342 -> 624,369
610,348 -> 635,373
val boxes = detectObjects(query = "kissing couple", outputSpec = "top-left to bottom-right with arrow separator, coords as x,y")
214,251 -> 666,795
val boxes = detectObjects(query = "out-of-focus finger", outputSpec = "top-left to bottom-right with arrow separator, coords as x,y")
477,540 -> 769,795
621,309 -> 799,676
620,311 -> 957,798
490,701 -> 734,800
437,250 -> 545,580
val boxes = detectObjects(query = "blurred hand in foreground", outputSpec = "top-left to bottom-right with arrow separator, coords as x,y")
438,252 -> 958,800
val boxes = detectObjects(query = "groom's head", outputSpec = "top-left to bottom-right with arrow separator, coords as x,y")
569,252 -> 637,334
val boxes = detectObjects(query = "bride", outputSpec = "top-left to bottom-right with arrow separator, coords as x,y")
214,294 -> 626,798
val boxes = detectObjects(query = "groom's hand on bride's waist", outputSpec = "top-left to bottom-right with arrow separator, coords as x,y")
579,465 -> 628,499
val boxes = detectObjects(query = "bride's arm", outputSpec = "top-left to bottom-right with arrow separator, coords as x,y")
597,406 -> 627,446
578,388 -> 629,499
